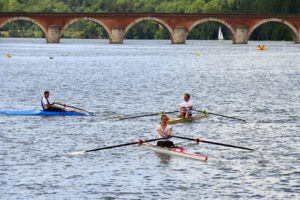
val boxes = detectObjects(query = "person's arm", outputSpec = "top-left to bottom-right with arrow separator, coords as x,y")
180,101 -> 185,111
46,103 -> 54,107
188,104 -> 193,109
52,104 -> 64,110
167,127 -> 172,137
43,98 -> 53,108
180,102 -> 186,111
187,101 -> 193,109
157,129 -> 167,138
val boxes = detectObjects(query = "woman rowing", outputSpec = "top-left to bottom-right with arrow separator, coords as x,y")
156,115 -> 175,148
179,93 -> 193,118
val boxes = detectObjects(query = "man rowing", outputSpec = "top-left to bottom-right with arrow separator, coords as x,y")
41,91 -> 64,111
156,115 -> 175,148
179,93 -> 193,118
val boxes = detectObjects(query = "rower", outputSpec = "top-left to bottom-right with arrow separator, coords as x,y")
179,93 -> 193,118
156,115 -> 175,148
41,91 -> 64,111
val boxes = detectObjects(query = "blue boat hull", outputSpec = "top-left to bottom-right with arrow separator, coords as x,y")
0,110 -> 89,116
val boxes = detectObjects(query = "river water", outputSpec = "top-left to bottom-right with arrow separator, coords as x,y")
0,38 -> 299,199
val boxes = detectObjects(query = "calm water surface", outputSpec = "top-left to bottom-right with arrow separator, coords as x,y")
0,38 -> 299,199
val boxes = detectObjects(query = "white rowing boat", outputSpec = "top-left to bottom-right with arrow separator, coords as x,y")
132,140 -> 207,161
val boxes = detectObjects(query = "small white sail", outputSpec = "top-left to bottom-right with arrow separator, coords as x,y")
218,26 -> 224,41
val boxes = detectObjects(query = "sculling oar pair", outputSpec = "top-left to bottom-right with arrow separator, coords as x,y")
110,109 -> 251,122
69,135 -> 254,155
109,110 -> 178,120
53,102 -> 95,115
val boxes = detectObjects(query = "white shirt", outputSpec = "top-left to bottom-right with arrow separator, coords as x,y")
41,97 -> 50,110
181,100 -> 193,109
156,124 -> 172,140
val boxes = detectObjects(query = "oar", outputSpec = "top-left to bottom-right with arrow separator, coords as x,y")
195,110 -> 249,122
171,135 -> 254,151
109,110 -> 178,120
53,102 -> 94,115
69,138 -> 164,155
62,107 -> 88,115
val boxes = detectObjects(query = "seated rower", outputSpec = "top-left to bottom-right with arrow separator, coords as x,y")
41,91 -> 64,112
179,93 -> 193,118
156,115 -> 175,148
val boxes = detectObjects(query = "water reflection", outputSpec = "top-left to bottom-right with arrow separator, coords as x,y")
156,152 -> 171,164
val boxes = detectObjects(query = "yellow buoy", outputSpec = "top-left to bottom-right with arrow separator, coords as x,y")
7,54 -> 11,58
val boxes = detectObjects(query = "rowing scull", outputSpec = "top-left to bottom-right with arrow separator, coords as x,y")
132,140 -> 207,161
167,114 -> 209,124
0,110 -> 95,116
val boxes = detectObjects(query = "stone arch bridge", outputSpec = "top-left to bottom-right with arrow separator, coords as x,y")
0,12 -> 299,44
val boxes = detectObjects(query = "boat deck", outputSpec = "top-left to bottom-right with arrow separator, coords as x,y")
136,141 -> 207,161
167,114 -> 209,124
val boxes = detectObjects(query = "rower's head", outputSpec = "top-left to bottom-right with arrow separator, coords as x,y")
184,93 -> 190,102
44,91 -> 49,98
161,114 -> 169,124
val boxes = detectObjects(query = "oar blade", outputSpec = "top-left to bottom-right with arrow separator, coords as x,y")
107,117 -> 120,121
68,151 -> 86,155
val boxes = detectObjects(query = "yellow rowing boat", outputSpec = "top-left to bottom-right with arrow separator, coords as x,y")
167,114 -> 209,124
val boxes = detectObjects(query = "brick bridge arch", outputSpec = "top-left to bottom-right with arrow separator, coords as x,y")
248,18 -> 298,42
0,17 -> 47,37
188,18 -> 235,39
123,17 -> 174,43
60,17 -> 110,39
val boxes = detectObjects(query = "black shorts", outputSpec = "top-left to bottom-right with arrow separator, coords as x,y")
157,141 -> 175,148
183,112 -> 192,116
44,107 -> 64,112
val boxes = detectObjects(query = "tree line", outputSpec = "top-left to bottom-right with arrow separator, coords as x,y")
0,0 -> 299,40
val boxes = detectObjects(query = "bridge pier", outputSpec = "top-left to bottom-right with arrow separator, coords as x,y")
296,27 -> 300,43
46,25 -> 60,43
233,26 -> 248,44
172,27 -> 186,44
110,26 -> 124,44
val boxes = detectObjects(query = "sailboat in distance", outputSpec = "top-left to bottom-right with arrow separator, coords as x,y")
218,26 -> 224,41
